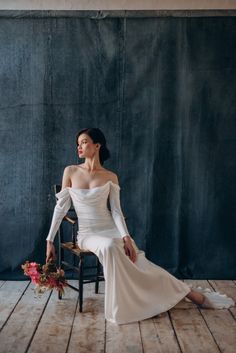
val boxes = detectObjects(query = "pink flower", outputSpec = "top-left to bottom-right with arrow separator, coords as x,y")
31,273 -> 41,284
28,268 -> 38,276
21,259 -> 68,296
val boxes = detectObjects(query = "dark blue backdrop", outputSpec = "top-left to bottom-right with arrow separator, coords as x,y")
0,12 -> 235,279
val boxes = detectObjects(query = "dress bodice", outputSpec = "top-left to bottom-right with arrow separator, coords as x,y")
56,181 -> 119,220
46,181 -> 130,242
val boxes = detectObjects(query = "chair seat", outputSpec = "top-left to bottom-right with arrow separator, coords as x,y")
61,241 -> 95,255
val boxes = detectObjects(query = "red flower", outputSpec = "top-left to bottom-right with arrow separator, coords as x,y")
21,260 -> 68,296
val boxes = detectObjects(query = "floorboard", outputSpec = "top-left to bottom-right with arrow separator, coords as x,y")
0,280 -> 235,353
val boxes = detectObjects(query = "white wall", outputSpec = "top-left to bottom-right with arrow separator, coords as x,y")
0,0 -> 235,10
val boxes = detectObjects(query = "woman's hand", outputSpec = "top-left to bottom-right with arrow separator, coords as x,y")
123,236 -> 137,263
46,241 -> 56,263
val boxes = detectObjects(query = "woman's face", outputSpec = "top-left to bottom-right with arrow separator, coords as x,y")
77,133 -> 99,159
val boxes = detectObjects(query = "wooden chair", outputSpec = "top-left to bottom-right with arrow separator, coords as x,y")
54,184 -> 105,312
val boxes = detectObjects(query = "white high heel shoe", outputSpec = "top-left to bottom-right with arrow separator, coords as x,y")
185,284 -> 235,309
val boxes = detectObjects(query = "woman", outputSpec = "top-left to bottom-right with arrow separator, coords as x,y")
46,127 -> 234,325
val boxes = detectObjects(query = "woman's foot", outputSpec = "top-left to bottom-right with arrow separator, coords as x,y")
185,286 -> 235,309
186,289 -> 205,305
185,289 -> 216,308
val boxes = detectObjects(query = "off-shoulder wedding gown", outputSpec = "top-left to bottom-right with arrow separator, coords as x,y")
46,181 -> 235,325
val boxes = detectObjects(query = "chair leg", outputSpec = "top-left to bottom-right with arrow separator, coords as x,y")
58,228 -> 64,300
72,223 -> 77,248
78,255 -> 84,312
95,256 -> 100,294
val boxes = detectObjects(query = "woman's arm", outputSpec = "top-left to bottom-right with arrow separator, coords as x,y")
61,165 -> 72,189
46,166 -> 72,243
109,179 -> 131,240
46,166 -> 73,262
108,175 -> 137,263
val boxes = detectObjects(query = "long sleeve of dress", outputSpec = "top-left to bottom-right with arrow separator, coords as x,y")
109,183 -> 131,239
46,188 -> 72,242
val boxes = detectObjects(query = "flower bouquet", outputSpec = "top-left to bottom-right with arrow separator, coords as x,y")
21,259 -> 68,297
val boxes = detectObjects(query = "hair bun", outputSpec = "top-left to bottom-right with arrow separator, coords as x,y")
100,144 -> 110,164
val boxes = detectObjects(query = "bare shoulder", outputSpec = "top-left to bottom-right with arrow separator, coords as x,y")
61,165 -> 77,188
104,169 -> 119,185
63,165 -> 77,175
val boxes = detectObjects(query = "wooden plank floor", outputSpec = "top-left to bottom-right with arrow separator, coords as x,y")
0,279 -> 235,353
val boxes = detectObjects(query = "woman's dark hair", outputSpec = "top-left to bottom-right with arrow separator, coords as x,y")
76,127 -> 111,165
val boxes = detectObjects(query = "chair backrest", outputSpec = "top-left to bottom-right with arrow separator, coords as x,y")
53,184 -> 62,195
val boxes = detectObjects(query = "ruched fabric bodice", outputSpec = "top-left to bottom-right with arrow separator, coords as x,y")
69,183 -> 112,220
46,181 -> 131,242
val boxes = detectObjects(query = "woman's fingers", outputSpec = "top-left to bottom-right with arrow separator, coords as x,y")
46,251 -> 52,262
131,248 -> 136,262
46,242 -> 56,263
46,243 -> 56,263
46,252 -> 56,263
124,243 -> 137,263
129,246 -> 136,262
123,244 -> 129,256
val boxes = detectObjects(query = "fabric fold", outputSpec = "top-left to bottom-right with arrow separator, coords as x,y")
46,188 -> 72,242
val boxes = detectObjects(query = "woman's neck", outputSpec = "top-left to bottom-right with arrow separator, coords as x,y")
82,159 -> 104,172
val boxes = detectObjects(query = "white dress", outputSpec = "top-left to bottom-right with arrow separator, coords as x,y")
46,181 -> 235,325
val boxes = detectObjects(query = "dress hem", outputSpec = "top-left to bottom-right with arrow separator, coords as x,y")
105,285 -> 192,325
